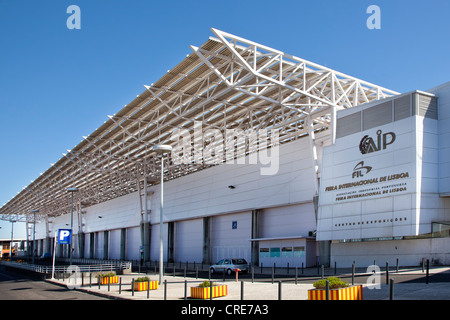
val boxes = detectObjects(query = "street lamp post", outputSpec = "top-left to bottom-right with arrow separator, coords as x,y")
152,144 -> 172,285
31,210 -> 39,265
10,220 -> 15,260
66,187 -> 79,266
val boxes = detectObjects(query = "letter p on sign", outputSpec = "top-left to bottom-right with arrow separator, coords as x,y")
58,229 -> 72,244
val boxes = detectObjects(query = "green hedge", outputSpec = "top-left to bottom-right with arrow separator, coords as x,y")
313,277 -> 349,289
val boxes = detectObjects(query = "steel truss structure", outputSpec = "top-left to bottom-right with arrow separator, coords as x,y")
0,29 -> 398,226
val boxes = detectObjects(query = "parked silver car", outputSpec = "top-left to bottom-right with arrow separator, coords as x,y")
210,258 -> 249,275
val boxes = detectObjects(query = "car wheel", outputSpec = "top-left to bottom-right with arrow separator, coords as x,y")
226,268 -> 232,276
210,268 -> 215,274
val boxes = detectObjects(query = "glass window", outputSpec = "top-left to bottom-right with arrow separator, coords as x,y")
233,259 -> 248,264
270,247 -> 280,258
293,246 -> 305,257
282,247 -> 292,257
259,248 -> 269,258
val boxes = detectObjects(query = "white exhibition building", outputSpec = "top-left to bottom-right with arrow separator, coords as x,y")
1,29 -> 449,268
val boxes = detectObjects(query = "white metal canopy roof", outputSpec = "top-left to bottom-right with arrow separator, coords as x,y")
0,28 -> 398,223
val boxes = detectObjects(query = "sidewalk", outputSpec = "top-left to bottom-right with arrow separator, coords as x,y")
46,266 -> 450,300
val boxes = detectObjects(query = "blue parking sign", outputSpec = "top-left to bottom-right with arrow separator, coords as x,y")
58,229 -> 72,244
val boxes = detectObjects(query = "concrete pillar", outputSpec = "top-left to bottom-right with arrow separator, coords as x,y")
167,222 -> 175,262
251,209 -> 262,267
120,228 -> 126,260
78,232 -> 85,259
140,222 -> 151,261
103,231 -> 109,260
89,233 -> 95,259
202,217 -> 211,264
314,195 -> 330,267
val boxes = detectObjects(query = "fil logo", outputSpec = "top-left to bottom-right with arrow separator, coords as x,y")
352,161 -> 372,179
359,130 -> 396,155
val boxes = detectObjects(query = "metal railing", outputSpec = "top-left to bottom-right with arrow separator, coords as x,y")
0,259 -> 131,275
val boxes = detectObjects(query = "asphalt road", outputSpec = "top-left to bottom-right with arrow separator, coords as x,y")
0,266 -> 109,300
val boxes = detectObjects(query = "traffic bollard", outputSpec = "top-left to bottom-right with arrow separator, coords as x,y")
251,266 -> 254,283
164,280 -> 167,300
209,280 -> 213,301
272,267 -> 274,284
352,263 -> 355,285
278,281 -> 282,300
389,279 -> 394,300
386,262 -> 389,285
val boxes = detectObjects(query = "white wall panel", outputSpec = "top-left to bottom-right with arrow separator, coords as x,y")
109,229 -> 121,260
331,237 -> 450,267
211,212 -> 252,263
150,136 -> 320,223
261,203 -> 316,239
174,219 -> 203,263
126,227 -> 140,261
429,83 -> 450,194
150,223 -> 168,262
83,192 -> 141,233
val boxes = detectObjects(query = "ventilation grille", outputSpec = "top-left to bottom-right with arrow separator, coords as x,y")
336,92 -> 438,139
336,112 -> 361,139
417,94 -> 438,120
394,95 -> 411,121
363,101 -> 392,131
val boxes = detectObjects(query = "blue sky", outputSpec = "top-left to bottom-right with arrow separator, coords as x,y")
0,0 -> 449,238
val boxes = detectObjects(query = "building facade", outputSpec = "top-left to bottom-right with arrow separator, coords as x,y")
35,130 -> 327,267
3,30 -> 448,269
317,82 -> 450,266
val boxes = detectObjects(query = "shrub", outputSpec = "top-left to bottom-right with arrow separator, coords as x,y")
313,277 -> 349,289
198,280 -> 216,288
135,276 -> 150,282
96,272 -> 116,279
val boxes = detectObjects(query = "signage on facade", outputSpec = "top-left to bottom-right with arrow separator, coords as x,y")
321,127 -> 410,204
359,130 -> 396,154
58,229 -> 72,244
324,169 -> 409,202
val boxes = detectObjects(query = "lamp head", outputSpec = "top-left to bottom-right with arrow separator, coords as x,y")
152,144 -> 173,154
